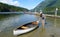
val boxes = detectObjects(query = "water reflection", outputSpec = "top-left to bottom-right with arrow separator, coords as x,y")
0,14 -> 60,37
18,17 -> 60,37
46,17 -> 60,37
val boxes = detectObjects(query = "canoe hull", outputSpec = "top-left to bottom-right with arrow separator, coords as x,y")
13,26 -> 38,36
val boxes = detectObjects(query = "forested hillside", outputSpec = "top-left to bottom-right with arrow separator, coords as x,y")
0,2 -> 29,12
32,0 -> 60,15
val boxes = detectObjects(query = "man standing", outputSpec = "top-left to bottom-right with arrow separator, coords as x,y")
40,11 -> 46,28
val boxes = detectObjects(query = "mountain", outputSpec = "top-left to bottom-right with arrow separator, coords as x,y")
31,0 -> 55,12
0,2 -> 29,12
32,0 -> 60,15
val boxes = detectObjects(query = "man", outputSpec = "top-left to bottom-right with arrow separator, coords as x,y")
40,11 -> 46,28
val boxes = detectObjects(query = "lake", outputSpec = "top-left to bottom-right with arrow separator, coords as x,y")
0,14 -> 60,37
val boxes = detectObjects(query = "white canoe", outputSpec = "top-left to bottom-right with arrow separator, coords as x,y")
13,21 -> 39,36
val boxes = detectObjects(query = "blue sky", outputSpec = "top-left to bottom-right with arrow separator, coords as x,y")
18,0 -> 44,9
0,0 -> 44,10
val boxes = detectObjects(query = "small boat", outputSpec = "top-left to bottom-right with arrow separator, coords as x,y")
13,21 -> 39,36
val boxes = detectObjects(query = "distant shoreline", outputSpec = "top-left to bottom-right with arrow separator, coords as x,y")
0,12 -> 24,14
45,14 -> 60,18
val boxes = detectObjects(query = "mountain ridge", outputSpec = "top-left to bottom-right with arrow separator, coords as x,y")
0,2 -> 29,12
32,0 -> 60,12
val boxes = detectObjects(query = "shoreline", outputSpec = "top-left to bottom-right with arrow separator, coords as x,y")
45,14 -> 60,18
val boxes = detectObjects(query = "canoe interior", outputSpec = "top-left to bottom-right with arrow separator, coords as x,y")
16,22 -> 37,30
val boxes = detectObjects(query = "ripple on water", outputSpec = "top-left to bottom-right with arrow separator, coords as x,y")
0,15 -> 60,37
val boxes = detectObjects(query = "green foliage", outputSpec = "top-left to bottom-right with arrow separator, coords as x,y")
0,2 -> 29,12
44,7 -> 56,11
32,0 -> 60,15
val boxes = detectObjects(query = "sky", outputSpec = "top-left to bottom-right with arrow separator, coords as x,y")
0,0 -> 44,10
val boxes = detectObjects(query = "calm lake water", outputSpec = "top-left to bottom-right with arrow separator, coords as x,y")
0,14 -> 60,37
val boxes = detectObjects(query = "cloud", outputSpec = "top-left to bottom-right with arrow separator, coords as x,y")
0,0 -> 20,6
